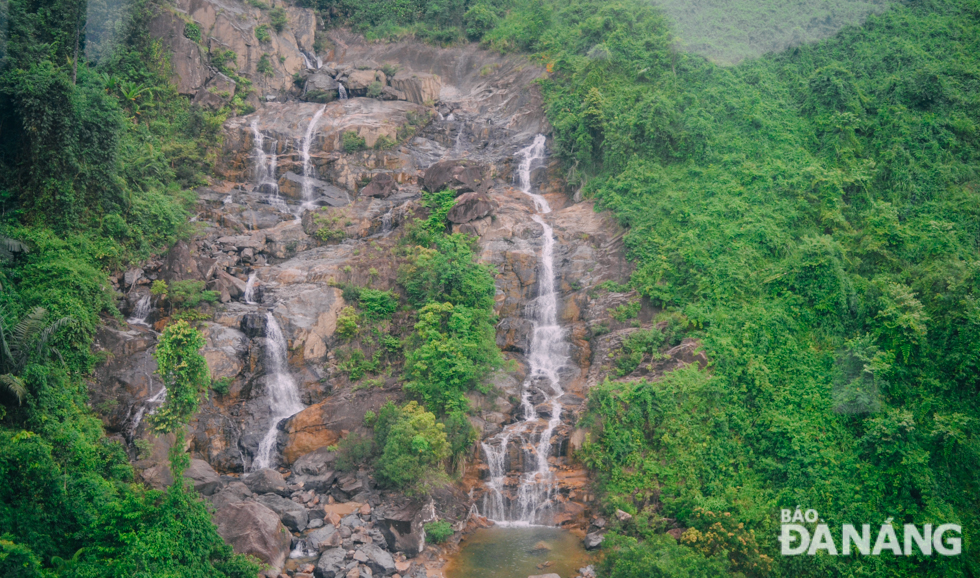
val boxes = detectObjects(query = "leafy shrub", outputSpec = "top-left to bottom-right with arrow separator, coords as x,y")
610,300 -> 640,322
374,134 -> 396,150
359,289 -> 398,320
336,306 -> 360,339
255,24 -> 271,43
381,63 -> 400,78
268,7 -> 288,33
184,22 -> 201,42
615,328 -> 664,376
342,131 -> 367,152
373,401 -> 450,490
166,280 -> 219,311
424,520 -> 453,543
335,433 -> 374,472
464,4 -> 497,40
211,376 -> 233,396
367,80 -> 384,98
256,53 -> 274,76
151,320 -> 209,433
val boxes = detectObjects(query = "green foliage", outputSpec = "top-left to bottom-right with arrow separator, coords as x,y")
374,134 -> 396,150
598,533 -> 731,578
184,22 -> 201,42
255,24 -> 271,43
614,328 -> 664,376
166,280 -> 219,311
463,3 -> 498,40
366,80 -> 384,98
211,376 -> 232,396
610,300 -> 640,322
151,320 -> 209,433
256,53 -> 274,76
335,433 -> 374,472
342,131 -> 367,152
424,520 -> 453,543
373,401 -> 450,490
359,289 -> 398,320
336,306 -> 360,339
268,6 -> 288,33
403,302 -> 499,414
399,233 -> 495,310
405,189 -> 457,247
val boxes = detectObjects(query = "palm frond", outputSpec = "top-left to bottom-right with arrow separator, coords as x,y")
0,373 -> 27,405
34,316 -> 74,361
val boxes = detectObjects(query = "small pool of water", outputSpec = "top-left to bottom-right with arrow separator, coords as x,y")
445,526 -> 592,578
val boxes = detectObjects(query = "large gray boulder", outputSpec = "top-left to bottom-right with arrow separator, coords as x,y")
358,544 -> 396,576
243,468 -> 288,496
378,500 -> 435,557
422,160 -> 489,195
183,459 -> 222,496
292,446 -> 338,476
584,532 -> 604,550
213,501 -> 291,570
210,481 -> 252,510
306,524 -> 340,551
360,173 -> 398,198
447,192 -> 496,224
314,548 -> 347,578
255,492 -> 309,532
305,72 -> 340,102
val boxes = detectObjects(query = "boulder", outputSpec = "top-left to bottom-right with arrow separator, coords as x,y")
346,69 -> 382,92
583,532 -> 604,550
422,160 -> 489,195
360,173 -> 398,198
160,240 -> 216,283
615,509 -> 633,523
278,172 -> 350,206
256,493 -> 309,532
184,459 -> 222,496
292,447 -> 339,476
139,462 -> 173,490
307,524 -> 340,551
240,312 -> 269,338
378,501 -> 435,557
380,86 -> 406,101
390,71 -> 441,105
314,548 -> 347,578
213,501 -> 292,570
216,232 -> 267,251
243,468 -> 288,495
147,10 -> 207,95
447,192 -> 496,224
358,544 -> 396,576
210,481 -> 253,510
305,72 -> 340,102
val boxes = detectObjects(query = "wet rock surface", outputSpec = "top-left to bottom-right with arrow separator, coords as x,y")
88,25 -> 708,577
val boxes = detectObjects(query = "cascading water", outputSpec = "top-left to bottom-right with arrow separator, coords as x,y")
127,378 -> 167,438
481,134 -> 568,525
253,312 -> 305,470
250,118 -> 288,212
338,82 -> 348,100
127,295 -> 151,326
300,107 -> 326,209
243,272 -> 258,304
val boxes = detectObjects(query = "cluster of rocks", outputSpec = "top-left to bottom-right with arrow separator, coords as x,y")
300,60 -> 442,105
178,447 -> 435,578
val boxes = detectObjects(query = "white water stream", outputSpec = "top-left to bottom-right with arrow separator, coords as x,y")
126,295 -> 151,326
253,312 -> 305,470
338,82 -> 348,100
481,134 -> 568,525
243,272 -> 258,304
300,106 -> 326,212
250,118 -> 288,212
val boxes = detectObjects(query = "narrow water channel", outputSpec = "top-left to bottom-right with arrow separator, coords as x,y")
445,527 -> 591,578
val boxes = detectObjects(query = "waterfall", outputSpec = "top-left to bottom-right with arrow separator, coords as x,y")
243,272 -> 258,304
381,206 -> 394,234
251,118 -> 287,212
126,295 -> 151,326
300,107 -> 326,206
253,312 -> 305,470
127,378 -> 167,438
301,51 -> 315,70
338,82 -> 348,100
481,134 -> 568,525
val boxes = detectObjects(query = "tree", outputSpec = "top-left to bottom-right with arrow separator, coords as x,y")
375,401 -> 451,490
0,307 -> 72,406
150,320 -> 209,433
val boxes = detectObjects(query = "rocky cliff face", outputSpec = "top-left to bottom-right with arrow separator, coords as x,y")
91,23 -> 696,577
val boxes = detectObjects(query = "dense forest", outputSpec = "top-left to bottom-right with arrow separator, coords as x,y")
1,0 -> 978,576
